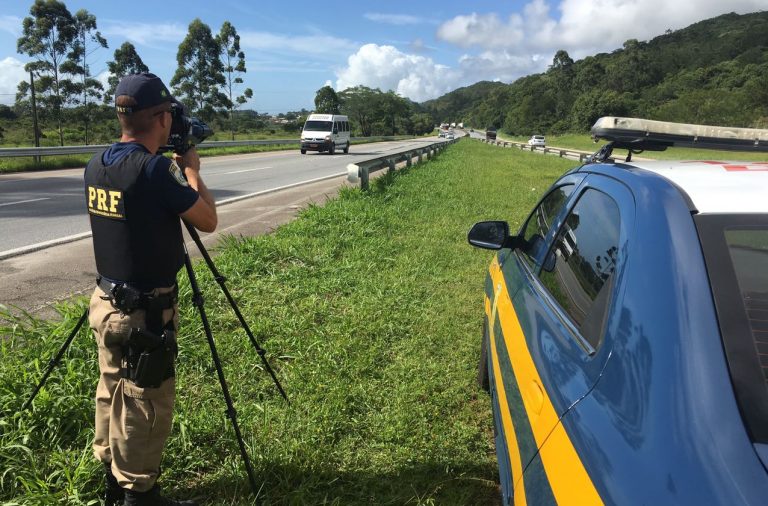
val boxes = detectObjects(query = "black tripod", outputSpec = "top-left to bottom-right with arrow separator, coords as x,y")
22,222 -> 288,496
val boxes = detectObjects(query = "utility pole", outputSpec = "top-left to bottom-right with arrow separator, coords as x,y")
29,70 -> 41,164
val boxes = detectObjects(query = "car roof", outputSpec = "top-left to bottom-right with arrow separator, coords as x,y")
606,159 -> 768,214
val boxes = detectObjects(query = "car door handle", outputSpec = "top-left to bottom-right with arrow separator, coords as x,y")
525,380 -> 545,419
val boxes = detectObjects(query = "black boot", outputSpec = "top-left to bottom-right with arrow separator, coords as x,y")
123,485 -> 198,506
104,462 -> 124,506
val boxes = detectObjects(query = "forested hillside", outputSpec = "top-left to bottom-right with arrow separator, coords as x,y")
422,11 -> 768,134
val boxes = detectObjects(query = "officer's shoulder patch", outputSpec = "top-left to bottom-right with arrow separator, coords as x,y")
168,160 -> 189,187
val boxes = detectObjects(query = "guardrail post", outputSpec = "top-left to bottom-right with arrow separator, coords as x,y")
387,159 -> 395,173
406,155 -> 412,168
360,165 -> 370,190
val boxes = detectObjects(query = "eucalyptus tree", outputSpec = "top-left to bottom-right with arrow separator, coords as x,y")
16,0 -> 77,146
217,21 -> 253,139
105,42 -> 149,103
171,18 -> 227,122
314,85 -> 341,114
61,8 -> 108,144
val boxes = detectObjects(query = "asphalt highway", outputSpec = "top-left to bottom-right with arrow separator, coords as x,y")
0,137 -> 447,315
0,137 -> 439,256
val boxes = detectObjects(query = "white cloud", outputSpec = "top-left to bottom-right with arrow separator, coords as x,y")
239,31 -> 355,61
0,15 -> 22,37
434,0 -> 768,85
458,50 -> 541,83
436,12 -> 525,48
555,0 -> 768,54
96,70 -> 111,93
364,13 -> 432,25
408,38 -> 437,54
0,57 -> 27,105
323,80 -> 333,88
101,21 -> 186,47
335,44 -> 459,102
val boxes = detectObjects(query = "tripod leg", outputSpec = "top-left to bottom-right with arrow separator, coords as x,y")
183,221 -> 288,404
22,308 -> 88,412
182,245 -> 260,496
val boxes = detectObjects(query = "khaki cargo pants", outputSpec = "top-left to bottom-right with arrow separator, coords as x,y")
89,285 -> 178,492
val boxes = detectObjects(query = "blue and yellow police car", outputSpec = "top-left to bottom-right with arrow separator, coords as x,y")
469,117 -> 768,504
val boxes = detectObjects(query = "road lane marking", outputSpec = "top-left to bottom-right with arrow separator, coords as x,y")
0,171 -> 346,261
220,167 -> 272,175
0,197 -> 50,207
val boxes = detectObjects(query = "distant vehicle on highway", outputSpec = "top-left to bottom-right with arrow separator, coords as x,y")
300,114 -> 350,155
486,127 -> 497,141
445,132 -> 455,140
468,116 -> 768,505
528,135 -> 546,147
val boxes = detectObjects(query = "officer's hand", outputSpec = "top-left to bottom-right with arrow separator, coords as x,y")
175,148 -> 201,174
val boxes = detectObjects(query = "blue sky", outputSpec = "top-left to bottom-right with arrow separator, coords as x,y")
0,0 -> 765,113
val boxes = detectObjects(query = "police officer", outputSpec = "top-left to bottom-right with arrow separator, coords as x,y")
84,73 -> 216,505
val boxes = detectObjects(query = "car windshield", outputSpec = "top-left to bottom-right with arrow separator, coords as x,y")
697,214 -> 768,443
303,120 -> 333,132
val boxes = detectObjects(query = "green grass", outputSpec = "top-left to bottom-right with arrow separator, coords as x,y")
0,141 -> 570,504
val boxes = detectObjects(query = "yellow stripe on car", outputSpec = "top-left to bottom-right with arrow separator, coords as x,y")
489,262 -> 603,505
487,290 -> 528,505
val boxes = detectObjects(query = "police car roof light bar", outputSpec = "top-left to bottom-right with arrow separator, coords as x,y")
591,116 -> 768,154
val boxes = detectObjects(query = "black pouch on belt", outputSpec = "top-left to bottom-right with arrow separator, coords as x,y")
125,327 -> 178,388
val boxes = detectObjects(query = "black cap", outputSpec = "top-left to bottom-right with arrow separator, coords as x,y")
114,72 -> 178,113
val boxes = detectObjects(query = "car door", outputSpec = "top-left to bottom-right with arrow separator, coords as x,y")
486,174 -> 583,496
512,175 -> 632,501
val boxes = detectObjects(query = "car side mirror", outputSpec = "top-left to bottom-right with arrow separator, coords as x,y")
468,221 -> 509,249
468,221 -> 526,250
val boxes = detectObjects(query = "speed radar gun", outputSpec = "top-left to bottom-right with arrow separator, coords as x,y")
19,117 -> 287,497
163,102 -> 213,154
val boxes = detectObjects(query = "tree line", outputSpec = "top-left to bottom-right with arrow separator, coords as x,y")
10,0 -> 252,146
423,11 -> 768,135
4,0 -> 435,148
313,85 -> 434,137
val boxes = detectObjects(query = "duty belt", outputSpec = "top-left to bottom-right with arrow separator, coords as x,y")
97,276 -> 177,332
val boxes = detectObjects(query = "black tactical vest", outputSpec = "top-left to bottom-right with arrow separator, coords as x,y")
84,148 -> 184,288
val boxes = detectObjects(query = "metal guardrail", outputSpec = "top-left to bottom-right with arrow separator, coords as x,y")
0,135 -> 416,158
347,137 -> 459,190
476,137 -> 591,162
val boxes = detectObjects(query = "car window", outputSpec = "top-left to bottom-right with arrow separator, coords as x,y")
697,215 -> 768,443
538,189 -> 621,349
520,184 -> 575,268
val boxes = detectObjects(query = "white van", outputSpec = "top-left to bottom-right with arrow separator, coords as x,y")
300,114 -> 350,155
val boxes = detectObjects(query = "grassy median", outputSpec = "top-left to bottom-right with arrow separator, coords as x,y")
0,141 -> 572,504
